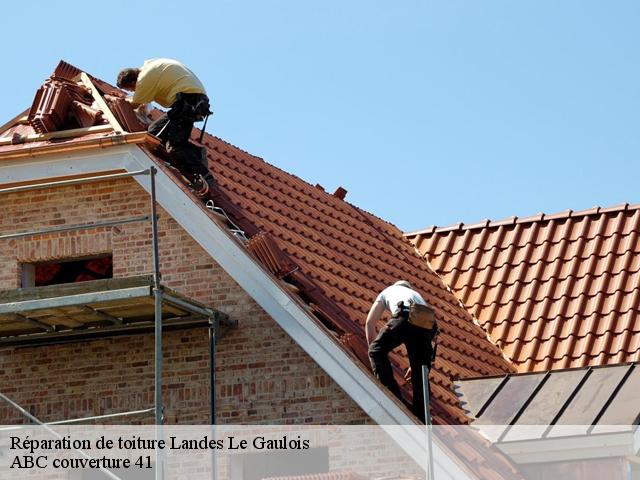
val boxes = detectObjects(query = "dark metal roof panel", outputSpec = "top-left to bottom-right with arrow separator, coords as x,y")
456,376 -> 507,418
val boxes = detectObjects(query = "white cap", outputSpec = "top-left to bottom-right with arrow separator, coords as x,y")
393,280 -> 412,289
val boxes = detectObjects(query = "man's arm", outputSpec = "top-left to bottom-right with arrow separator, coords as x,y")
105,94 -> 142,109
365,301 -> 385,345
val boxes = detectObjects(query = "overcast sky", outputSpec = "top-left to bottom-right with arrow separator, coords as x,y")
1,1 -> 638,231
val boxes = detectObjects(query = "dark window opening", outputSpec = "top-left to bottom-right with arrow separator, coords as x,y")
22,255 -> 113,288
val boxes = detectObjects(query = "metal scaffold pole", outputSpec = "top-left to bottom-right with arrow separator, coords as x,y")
150,167 -> 164,480
150,166 -> 163,424
0,167 -> 224,480
209,314 -> 218,480
422,365 -> 436,480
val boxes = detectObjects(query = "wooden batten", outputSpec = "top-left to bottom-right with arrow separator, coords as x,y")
79,72 -> 124,133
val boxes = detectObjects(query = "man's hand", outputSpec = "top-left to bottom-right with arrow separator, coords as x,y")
104,93 -> 141,108
134,104 -> 151,125
365,301 -> 385,345
126,97 -> 142,108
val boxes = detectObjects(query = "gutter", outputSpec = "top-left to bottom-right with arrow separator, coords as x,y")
0,132 -> 159,161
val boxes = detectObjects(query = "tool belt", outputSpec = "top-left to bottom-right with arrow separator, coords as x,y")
397,302 -> 439,364
170,93 -> 212,122
407,302 -> 437,330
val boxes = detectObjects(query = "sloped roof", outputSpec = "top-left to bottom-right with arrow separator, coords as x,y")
141,128 -> 521,480
196,134 -> 515,424
136,146 -> 523,480
407,205 -> 640,372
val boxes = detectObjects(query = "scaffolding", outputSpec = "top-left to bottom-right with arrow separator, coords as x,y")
0,168 -> 228,446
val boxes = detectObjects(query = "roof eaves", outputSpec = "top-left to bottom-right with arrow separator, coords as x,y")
132,145 -> 525,480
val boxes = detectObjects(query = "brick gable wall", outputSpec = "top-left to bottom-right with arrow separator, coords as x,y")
0,178 -> 371,425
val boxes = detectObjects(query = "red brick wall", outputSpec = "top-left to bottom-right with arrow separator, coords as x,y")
0,178 -> 371,425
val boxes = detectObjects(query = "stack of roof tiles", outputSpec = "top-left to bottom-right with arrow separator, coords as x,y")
27,62 -> 106,134
0,62 -> 145,157
407,206 -> 640,372
28,81 -> 74,133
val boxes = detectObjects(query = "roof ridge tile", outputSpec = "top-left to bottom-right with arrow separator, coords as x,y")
407,202 -> 640,238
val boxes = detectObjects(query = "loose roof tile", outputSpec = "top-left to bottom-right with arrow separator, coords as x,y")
408,206 -> 640,372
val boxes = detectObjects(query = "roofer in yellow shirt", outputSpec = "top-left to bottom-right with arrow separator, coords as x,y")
117,58 -> 214,195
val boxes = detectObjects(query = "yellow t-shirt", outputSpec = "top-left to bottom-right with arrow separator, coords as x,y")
132,58 -> 206,108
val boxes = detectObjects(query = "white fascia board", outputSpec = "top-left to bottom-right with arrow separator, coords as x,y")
0,146 -> 134,184
498,432 -> 636,464
0,146 -> 477,480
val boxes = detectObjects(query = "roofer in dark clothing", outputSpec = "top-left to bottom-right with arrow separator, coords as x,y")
366,280 -> 437,422
117,58 -> 214,196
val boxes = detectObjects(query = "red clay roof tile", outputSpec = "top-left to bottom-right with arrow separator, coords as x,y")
28,81 -> 74,133
0,61 -> 126,156
408,206 -> 640,372
106,97 -> 147,132
52,60 -> 82,82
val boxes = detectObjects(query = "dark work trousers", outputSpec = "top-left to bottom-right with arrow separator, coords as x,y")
148,93 -> 213,185
368,310 -> 433,422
